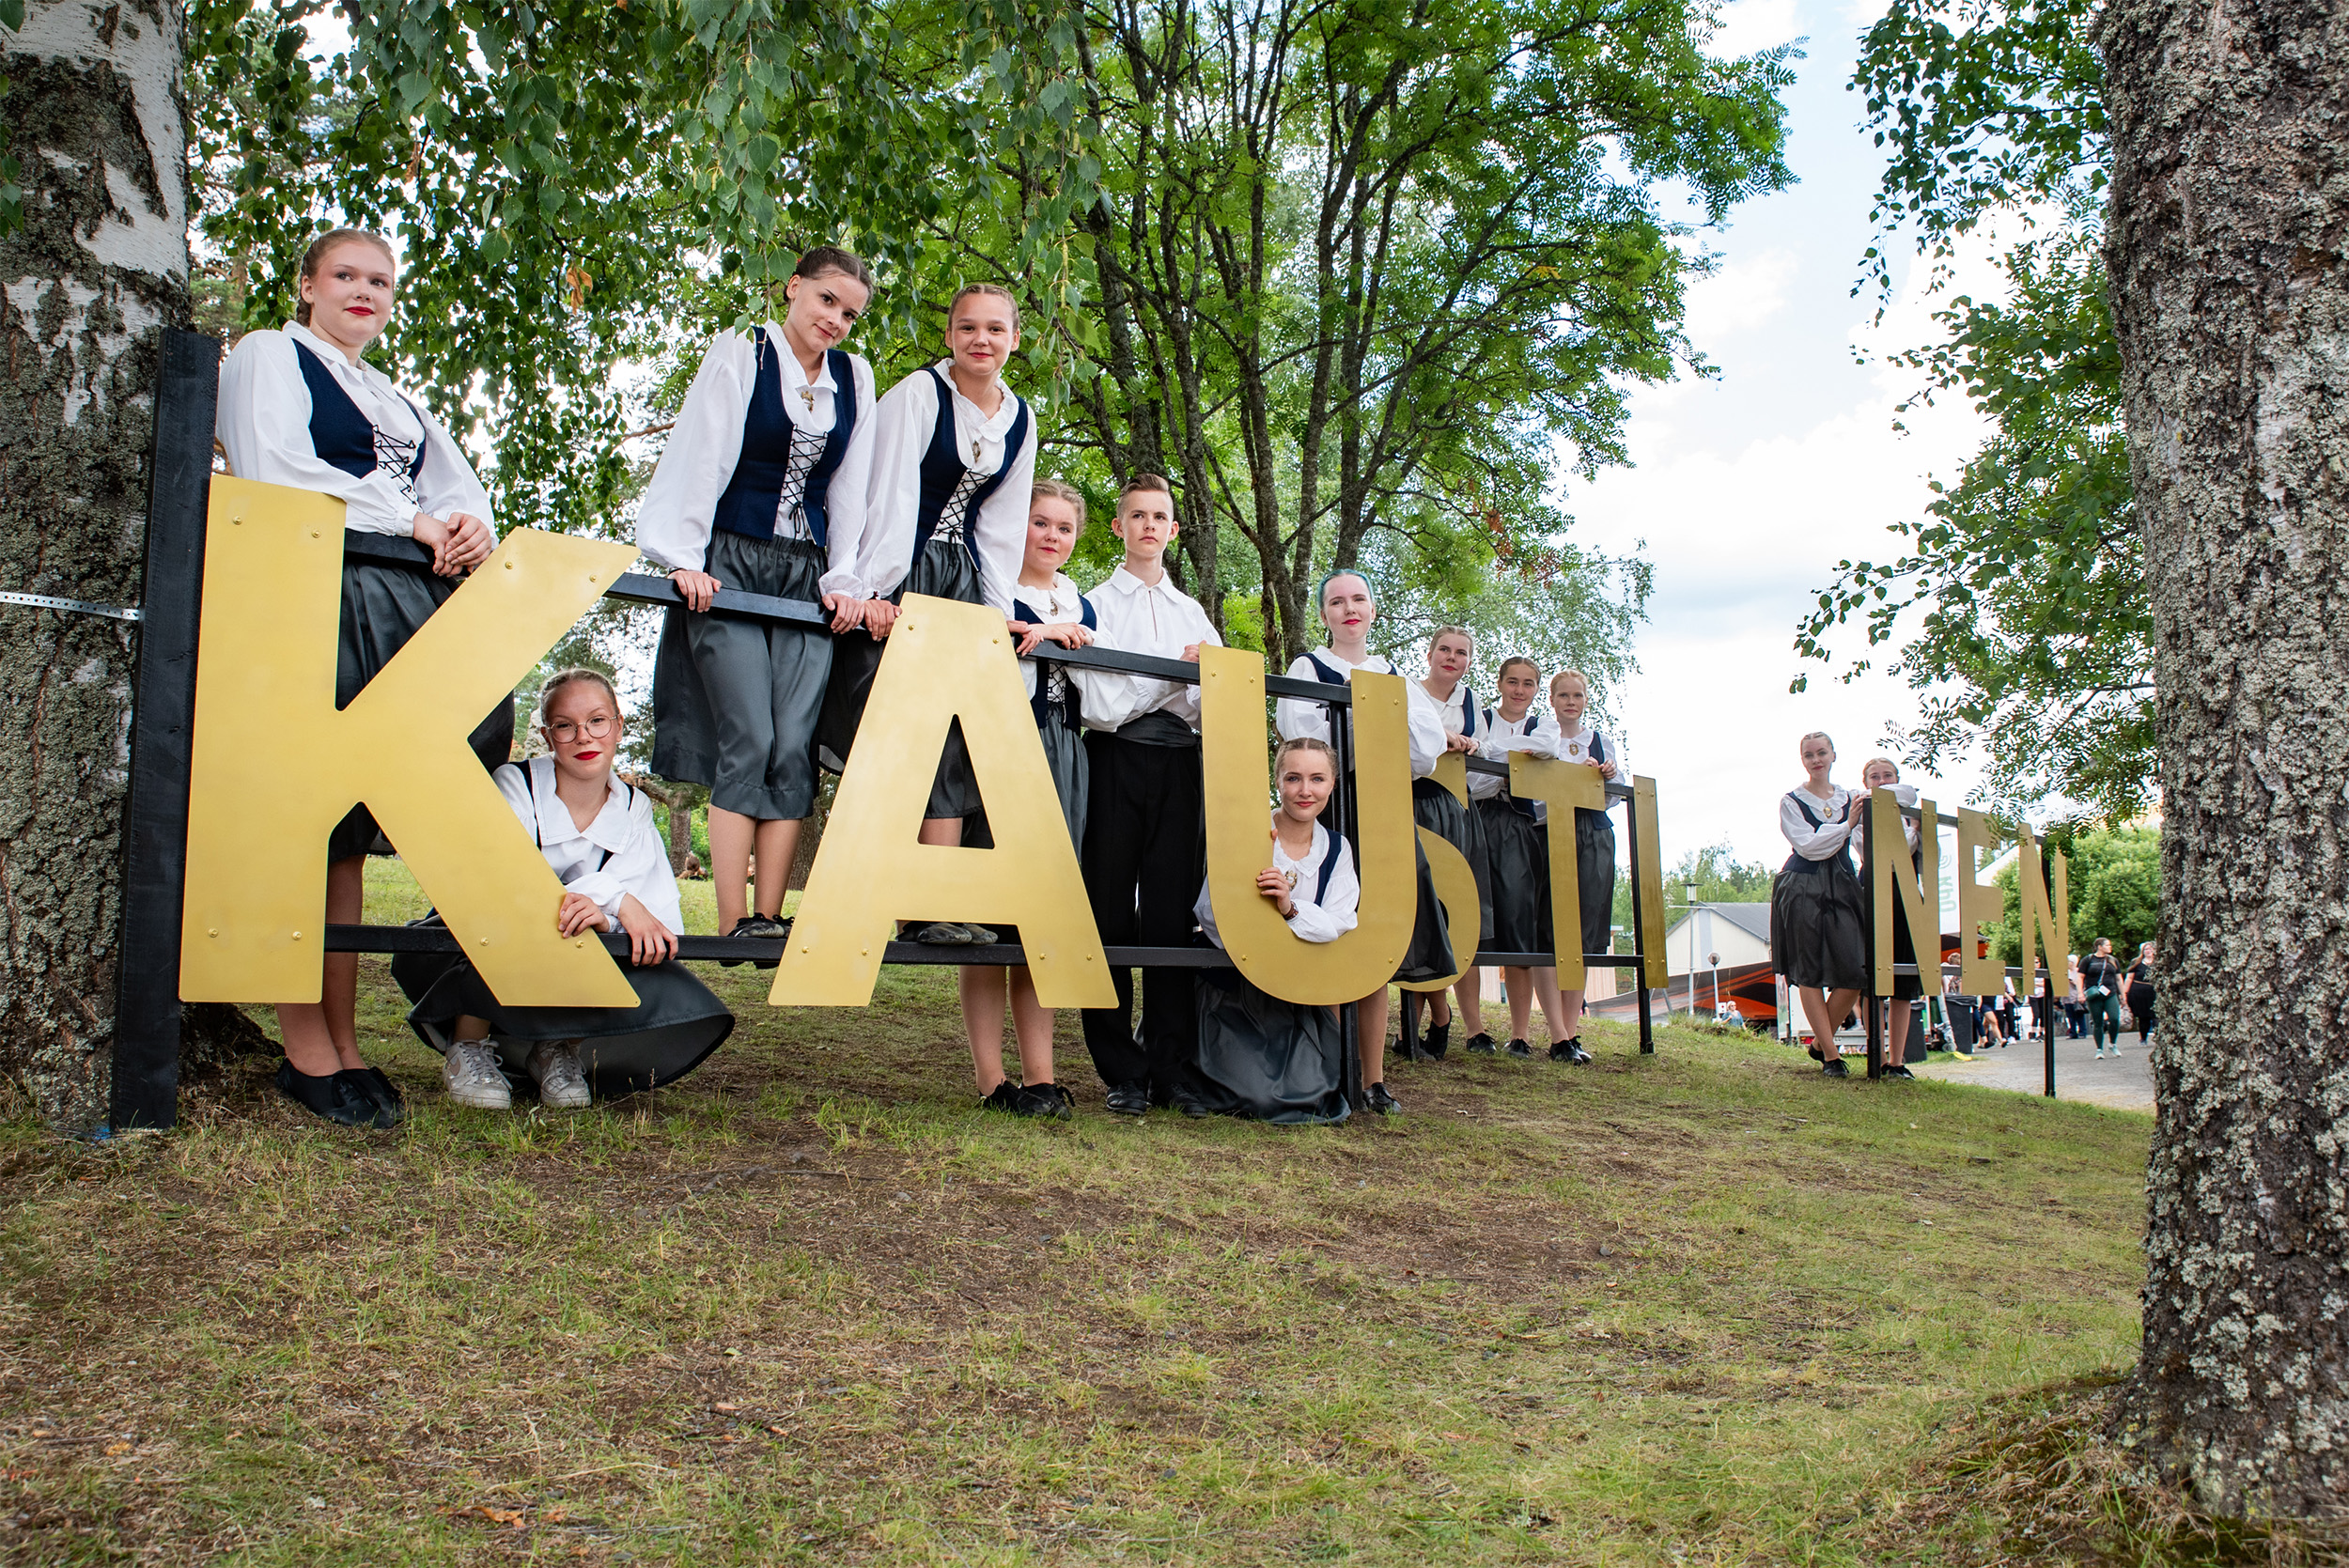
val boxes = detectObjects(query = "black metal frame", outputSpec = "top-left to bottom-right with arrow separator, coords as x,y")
1859,800 -> 2060,1098
109,330 -> 1660,1127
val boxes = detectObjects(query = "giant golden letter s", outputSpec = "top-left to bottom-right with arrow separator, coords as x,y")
179,477 -> 641,1006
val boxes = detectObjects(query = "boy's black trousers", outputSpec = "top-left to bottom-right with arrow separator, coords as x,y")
1078,729 -> 1205,1095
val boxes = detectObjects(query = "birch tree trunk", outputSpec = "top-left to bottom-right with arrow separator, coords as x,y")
2101,0 -> 2349,1517
0,0 -> 190,1127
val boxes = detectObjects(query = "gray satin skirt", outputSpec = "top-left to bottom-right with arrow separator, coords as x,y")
817,536 -> 981,817
1190,969 -> 1351,1125
333,558 -> 514,861
1771,856 -> 1868,992
1475,799 -> 1552,958
651,532 -> 831,821
392,935 -> 735,1098
1570,809 -> 1617,964
964,714 -> 1088,852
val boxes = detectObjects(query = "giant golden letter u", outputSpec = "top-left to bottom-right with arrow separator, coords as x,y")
179,477 -> 641,1006
1198,647 -> 1418,1004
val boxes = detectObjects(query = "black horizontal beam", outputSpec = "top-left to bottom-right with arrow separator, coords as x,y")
324,924 -> 1635,972
348,533 -> 1632,798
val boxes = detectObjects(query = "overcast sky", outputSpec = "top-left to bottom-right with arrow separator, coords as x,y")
1568,0 -> 2007,872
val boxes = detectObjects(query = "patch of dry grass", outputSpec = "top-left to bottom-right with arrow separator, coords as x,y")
0,863 -> 2153,1564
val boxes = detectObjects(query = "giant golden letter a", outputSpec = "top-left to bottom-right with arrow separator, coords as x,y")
769,595 -> 1113,1008
179,476 -> 641,1006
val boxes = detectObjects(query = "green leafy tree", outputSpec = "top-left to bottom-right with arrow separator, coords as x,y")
1986,822 -> 2159,962
1794,0 -> 2149,824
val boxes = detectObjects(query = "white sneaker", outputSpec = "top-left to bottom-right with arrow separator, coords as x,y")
443,1040 -> 512,1110
528,1041 -> 591,1110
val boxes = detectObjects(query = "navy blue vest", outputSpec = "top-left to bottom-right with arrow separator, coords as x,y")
291,337 -> 427,488
913,368 -> 1030,563
1781,789 -> 1853,876
1011,592 -> 1099,730
1303,651 -> 1354,686
1309,823 -> 1342,905
711,335 -> 858,547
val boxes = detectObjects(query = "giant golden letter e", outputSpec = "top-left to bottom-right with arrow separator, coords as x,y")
1199,648 -> 1416,1004
179,477 -> 641,1007
770,595 -> 1113,1008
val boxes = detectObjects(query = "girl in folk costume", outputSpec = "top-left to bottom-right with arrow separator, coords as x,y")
1857,756 -> 1924,1079
1274,571 -> 1456,1116
830,283 -> 1039,945
1188,738 -> 1360,1125
1544,670 -> 1620,1064
214,227 -> 510,1130
1469,656 -> 1574,1056
1398,625 -> 1494,1061
1769,731 -> 1869,1077
957,479 -> 1107,1119
639,246 -> 879,956
392,672 -> 735,1108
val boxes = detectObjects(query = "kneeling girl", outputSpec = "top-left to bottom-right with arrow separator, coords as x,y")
393,671 -> 736,1109
1188,737 -> 1359,1124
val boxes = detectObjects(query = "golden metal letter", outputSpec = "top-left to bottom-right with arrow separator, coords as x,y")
179,476 -> 640,1006
2015,833 -> 2071,990
769,595 -> 1112,1008
1633,777 -> 1669,989
1506,753 -> 1609,990
1199,647 -> 1415,1004
1400,751 -> 1477,993
1955,808 -> 2005,995
1869,791 -> 1940,997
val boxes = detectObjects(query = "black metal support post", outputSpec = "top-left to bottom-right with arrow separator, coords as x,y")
1330,698 -> 1365,1110
111,330 -> 224,1133
1861,808 -> 1884,1079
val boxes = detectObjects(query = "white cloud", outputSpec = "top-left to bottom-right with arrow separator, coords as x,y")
1712,0 -> 1804,55
1683,246 -> 1799,339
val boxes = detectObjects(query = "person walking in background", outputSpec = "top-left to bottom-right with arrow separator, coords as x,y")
2063,957 -> 2087,1038
2079,937 -> 2125,1057
2127,941 -> 2157,1045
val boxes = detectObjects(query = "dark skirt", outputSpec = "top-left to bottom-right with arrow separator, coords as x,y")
1771,856 -> 1868,992
1860,849 -> 1925,1000
392,938 -> 735,1099
651,532 -> 831,821
1190,969 -> 1351,1125
1570,809 -> 1617,965
1414,785 -> 1491,955
1474,799 -> 1551,959
333,558 -> 514,860
963,715 -> 1088,852
817,536 -> 981,818
1392,831 -> 1457,986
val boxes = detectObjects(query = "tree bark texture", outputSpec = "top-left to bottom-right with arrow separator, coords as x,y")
0,0 -> 191,1127
2102,0 -> 2349,1518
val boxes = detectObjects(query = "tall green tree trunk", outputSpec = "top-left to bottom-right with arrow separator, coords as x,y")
2101,0 -> 2349,1516
0,0 -> 191,1127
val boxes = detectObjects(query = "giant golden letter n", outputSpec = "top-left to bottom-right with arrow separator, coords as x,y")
1505,753 -> 1610,990
180,477 -> 642,1006
770,595 -> 1112,1008
1200,648 -> 1416,1004
1870,790 -> 1940,997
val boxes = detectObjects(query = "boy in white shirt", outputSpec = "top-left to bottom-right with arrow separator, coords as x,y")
1079,476 -> 1223,1117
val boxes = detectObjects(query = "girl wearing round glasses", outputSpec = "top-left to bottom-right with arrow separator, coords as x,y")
390,671 -> 735,1110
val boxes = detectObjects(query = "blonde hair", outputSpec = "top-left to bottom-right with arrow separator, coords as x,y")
294,228 -> 397,324
948,282 -> 1020,334
536,667 -> 620,729
1031,477 -> 1087,518
1860,756 -> 1900,784
1428,624 -> 1472,651
1799,729 -> 1835,754
1275,737 -> 1337,772
1549,668 -> 1589,695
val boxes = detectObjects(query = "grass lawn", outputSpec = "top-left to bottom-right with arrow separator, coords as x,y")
0,862 -> 2150,1565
